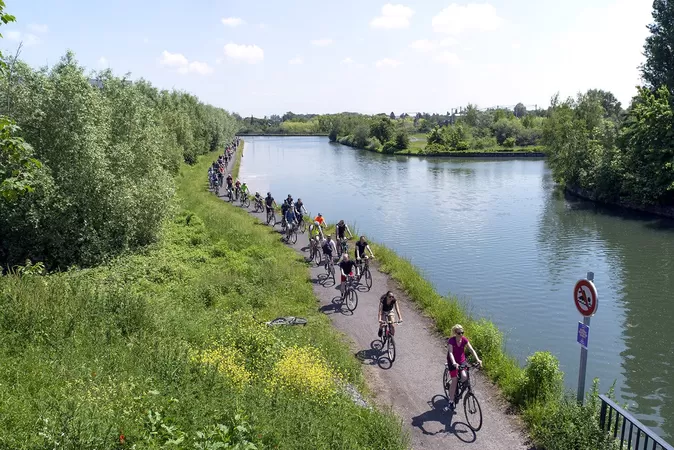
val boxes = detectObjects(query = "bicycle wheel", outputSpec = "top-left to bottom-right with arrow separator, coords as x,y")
443,367 -> 451,400
464,392 -> 483,431
299,220 -> 306,234
387,334 -> 396,362
266,211 -> 273,225
243,196 -> 250,208
346,288 -> 358,312
364,268 -> 372,290
267,317 -> 289,326
330,263 -> 335,282
290,230 -> 297,244
314,247 -> 322,265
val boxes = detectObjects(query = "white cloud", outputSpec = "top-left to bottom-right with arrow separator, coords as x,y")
434,51 -> 461,65
98,57 -> 108,68
221,17 -> 244,27
258,23 -> 267,29
289,56 -> 303,65
224,43 -> 264,64
432,3 -> 504,35
311,38 -> 333,47
5,31 -> 39,46
143,37 -> 150,44
409,38 -> 456,52
215,58 -> 223,65
375,58 -> 401,68
160,50 -> 189,67
27,23 -> 48,33
512,41 -> 521,49
159,51 -> 213,75
370,4 -> 415,29
341,57 -> 354,64
185,61 -> 214,75
6,31 -> 21,41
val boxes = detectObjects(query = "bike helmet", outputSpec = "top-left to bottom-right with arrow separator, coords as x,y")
267,192 -> 271,196
318,213 -> 322,216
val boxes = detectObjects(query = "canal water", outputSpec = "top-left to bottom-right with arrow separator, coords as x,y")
239,136 -> 674,439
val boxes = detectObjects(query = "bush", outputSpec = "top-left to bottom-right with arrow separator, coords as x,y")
382,140 -> 398,154
423,143 -> 447,154
471,136 -> 498,149
394,130 -> 410,150
515,351 -> 563,405
503,136 -> 516,148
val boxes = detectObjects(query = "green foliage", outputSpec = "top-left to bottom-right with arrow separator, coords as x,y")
503,136 -> 516,148
370,117 -> 395,144
525,381 -> 617,450
642,0 -> 674,92
517,352 -> 563,404
0,152 -> 407,449
394,129 -> 410,150
0,52 -> 236,269
0,0 -> 16,75
492,117 -> 524,145
0,118 -> 43,202
619,86 -> 674,205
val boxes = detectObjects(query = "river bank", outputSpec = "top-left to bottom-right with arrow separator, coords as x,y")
232,139 -> 619,449
565,185 -> 674,219
335,138 -> 546,157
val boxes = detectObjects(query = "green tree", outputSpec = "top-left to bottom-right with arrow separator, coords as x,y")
352,124 -> 370,148
514,102 -> 527,118
642,0 -> 674,92
620,86 -> 674,205
394,130 -> 409,150
0,118 -> 43,202
370,117 -> 395,144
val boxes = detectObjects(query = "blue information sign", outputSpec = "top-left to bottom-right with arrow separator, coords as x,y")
577,322 -> 590,348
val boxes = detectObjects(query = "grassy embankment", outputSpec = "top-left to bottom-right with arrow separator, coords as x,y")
0,147 -> 407,449
318,222 -> 616,450
404,134 -> 544,155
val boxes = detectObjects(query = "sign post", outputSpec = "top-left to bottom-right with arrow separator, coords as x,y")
575,272 -> 598,404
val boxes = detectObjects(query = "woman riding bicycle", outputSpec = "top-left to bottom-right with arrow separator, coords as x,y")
336,220 -> 352,240
378,291 -> 403,337
444,324 -> 482,412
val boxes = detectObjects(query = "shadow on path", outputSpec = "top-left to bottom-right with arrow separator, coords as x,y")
411,395 -> 477,443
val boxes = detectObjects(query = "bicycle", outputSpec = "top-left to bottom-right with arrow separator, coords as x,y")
215,182 -> 220,196
356,256 -> 373,291
443,362 -> 483,431
227,186 -> 235,202
324,253 -> 336,283
338,238 -> 348,256
297,215 -> 307,234
341,274 -> 359,312
309,237 -> 322,266
264,316 -> 308,327
240,192 -> 250,208
266,207 -> 276,226
254,198 -> 264,212
379,312 -> 401,363
284,223 -> 298,244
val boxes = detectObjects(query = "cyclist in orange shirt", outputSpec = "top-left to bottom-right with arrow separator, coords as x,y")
310,213 -> 326,239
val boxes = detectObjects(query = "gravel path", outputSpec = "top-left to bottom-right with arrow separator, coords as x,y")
219,152 -> 532,449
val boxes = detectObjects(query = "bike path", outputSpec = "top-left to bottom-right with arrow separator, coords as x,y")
218,157 -> 531,449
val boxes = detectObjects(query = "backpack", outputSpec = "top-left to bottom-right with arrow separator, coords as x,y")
322,242 -> 331,253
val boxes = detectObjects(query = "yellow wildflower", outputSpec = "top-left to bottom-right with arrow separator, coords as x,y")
190,345 -> 252,388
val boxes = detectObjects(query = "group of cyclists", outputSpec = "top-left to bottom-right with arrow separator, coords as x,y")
207,137 -> 482,414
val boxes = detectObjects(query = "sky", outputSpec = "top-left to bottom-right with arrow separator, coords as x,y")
3,0 -> 655,117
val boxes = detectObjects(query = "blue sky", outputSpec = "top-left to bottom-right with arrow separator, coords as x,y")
4,0 -> 654,116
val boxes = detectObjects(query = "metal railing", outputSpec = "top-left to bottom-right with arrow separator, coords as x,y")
599,395 -> 673,450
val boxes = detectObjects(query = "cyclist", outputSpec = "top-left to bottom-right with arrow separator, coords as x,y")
310,213 -> 326,239
286,194 -> 293,206
355,236 -> 375,276
338,253 -> 356,299
378,290 -> 403,337
210,171 -> 218,190
234,179 -> 241,199
295,198 -> 308,217
240,182 -> 249,200
254,191 -> 263,207
280,199 -> 290,228
265,192 -> 277,221
444,324 -> 482,412
217,170 -> 224,188
321,234 -> 337,265
336,220 -> 353,241
285,206 -> 297,235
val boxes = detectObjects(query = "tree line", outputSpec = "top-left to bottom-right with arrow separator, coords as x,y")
238,105 -> 547,154
543,0 -> 674,207
0,45 -> 237,269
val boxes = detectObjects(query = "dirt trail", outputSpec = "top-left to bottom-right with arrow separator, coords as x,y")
220,151 -> 531,449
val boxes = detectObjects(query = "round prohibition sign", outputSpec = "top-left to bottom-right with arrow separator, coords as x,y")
574,279 -> 598,317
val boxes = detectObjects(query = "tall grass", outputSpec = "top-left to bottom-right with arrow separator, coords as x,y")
0,151 -> 407,449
